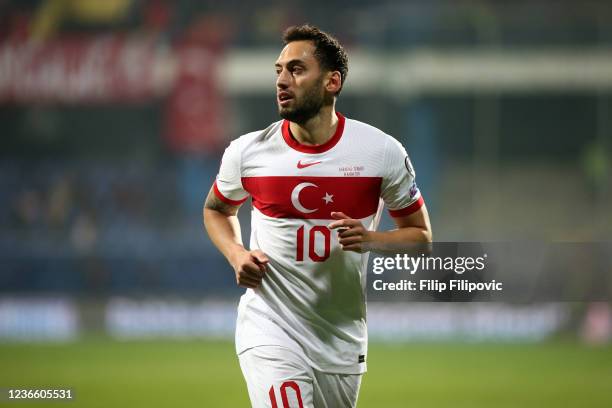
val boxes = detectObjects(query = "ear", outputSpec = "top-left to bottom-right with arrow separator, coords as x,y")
324,71 -> 342,94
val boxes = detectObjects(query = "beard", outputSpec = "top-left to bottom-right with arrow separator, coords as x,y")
278,76 -> 333,124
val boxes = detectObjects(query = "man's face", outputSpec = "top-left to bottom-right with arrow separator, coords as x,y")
275,40 -> 332,124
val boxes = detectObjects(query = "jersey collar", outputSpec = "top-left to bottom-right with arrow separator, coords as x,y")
281,112 -> 345,154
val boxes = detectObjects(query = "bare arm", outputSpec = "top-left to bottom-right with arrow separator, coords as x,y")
328,204 -> 432,254
203,187 -> 244,261
369,204 -> 432,250
203,187 -> 268,288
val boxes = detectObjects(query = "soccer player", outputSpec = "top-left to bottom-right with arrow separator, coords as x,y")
204,24 -> 432,408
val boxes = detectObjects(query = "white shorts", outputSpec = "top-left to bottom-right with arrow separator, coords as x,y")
238,345 -> 362,408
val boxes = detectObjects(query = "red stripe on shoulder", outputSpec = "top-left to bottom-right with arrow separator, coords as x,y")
213,181 -> 248,206
388,196 -> 424,217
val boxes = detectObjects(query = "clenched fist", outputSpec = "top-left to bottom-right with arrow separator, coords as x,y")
230,249 -> 269,288
328,211 -> 372,253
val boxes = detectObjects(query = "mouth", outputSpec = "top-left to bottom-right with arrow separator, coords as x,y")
277,92 -> 294,107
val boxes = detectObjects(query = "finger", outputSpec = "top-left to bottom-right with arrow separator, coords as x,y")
330,211 -> 351,220
329,212 -> 352,227
328,220 -> 346,229
329,219 -> 358,229
330,211 -> 350,220
236,272 -> 260,287
338,228 -> 362,238
339,236 -> 362,246
237,278 -> 259,288
238,270 -> 262,284
242,262 -> 266,278
257,264 -> 268,277
251,250 -> 269,264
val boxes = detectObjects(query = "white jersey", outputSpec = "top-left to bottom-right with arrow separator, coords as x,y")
214,113 -> 423,374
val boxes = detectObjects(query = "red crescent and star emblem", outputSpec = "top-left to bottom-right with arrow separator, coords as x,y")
290,182 -> 334,214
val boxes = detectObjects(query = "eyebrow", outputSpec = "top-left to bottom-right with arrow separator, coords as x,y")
274,59 -> 306,68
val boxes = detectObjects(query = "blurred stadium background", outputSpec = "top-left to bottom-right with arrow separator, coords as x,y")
0,0 -> 611,407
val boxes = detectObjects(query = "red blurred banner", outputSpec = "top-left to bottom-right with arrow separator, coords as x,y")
0,35 -> 176,104
0,35 -> 228,153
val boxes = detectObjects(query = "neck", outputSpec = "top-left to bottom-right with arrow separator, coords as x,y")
289,105 -> 338,146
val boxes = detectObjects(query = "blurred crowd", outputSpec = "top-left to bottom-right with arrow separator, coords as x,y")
3,161 -> 180,250
0,159 -> 232,296
1,0 -> 611,47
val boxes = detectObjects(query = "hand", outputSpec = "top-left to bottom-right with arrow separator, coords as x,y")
230,249 -> 269,288
328,212 -> 372,253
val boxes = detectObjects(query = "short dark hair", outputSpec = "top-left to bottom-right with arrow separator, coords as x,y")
282,24 -> 348,95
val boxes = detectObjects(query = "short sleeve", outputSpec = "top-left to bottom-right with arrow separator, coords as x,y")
380,137 -> 424,217
213,140 -> 249,205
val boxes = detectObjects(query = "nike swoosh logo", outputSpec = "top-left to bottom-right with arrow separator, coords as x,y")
297,160 -> 322,169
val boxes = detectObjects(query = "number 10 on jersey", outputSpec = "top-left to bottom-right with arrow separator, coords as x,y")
296,225 -> 331,262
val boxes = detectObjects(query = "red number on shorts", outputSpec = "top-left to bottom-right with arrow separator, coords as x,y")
269,382 -> 303,408
296,225 -> 331,262
269,385 -> 278,408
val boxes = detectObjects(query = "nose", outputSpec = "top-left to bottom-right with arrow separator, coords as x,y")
276,68 -> 289,89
